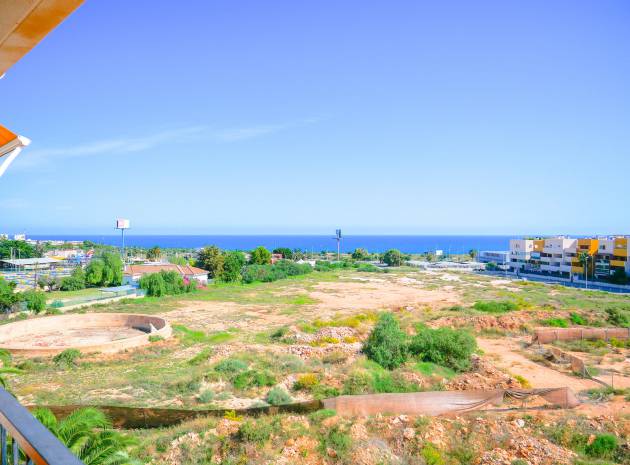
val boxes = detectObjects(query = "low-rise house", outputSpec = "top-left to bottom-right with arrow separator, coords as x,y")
123,264 -> 209,285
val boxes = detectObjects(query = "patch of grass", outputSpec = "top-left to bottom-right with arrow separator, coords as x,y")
413,361 -> 456,379
288,295 -> 317,305
148,335 -> 164,343
187,347 -> 212,366
309,409 -> 336,423
172,325 -> 211,345
52,349 -> 81,367
473,300 -> 518,313
540,318 -> 569,328
206,330 -> 235,344
214,358 -> 248,375
585,434 -> 618,459
570,312 -> 588,325
233,370 -> 276,390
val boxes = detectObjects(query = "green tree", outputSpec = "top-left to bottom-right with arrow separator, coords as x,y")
139,273 -> 166,297
85,252 -> 123,287
33,407 -> 137,465
197,246 -> 224,279
382,249 -> 403,266
146,246 -> 162,262
0,240 -> 39,260
468,249 -> 478,260
250,246 -> 271,265
221,251 -> 246,282
362,313 -> 408,369
610,268 -> 628,284
60,267 -> 86,291
0,277 -> 21,312
351,248 -> 369,260
578,251 -> 590,279
22,290 -> 46,313
85,260 -> 104,286
272,247 -> 293,260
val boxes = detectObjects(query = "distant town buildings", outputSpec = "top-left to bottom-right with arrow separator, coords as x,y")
477,251 -> 510,268
509,236 -> 629,279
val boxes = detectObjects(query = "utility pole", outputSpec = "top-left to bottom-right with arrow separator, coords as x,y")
334,229 -> 342,261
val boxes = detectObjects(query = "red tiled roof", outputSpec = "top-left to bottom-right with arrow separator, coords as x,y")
124,264 -> 208,276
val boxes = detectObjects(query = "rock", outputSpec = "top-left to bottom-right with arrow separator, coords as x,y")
403,427 -> 415,440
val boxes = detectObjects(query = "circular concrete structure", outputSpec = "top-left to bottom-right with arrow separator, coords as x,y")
0,313 -> 171,357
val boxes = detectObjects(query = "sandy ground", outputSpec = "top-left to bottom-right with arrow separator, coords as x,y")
165,279 -> 459,331
7,327 -> 144,347
478,338 -> 601,391
308,280 -> 459,312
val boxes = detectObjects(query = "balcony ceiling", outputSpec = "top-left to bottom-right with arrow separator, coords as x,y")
0,0 -> 84,76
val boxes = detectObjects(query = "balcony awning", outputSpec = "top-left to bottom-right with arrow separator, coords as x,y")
0,0 -> 84,76
0,123 -> 30,177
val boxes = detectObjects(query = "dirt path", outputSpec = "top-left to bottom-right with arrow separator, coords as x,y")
478,338 -> 600,392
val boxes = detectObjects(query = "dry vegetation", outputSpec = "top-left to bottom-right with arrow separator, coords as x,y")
4,267 -> 630,464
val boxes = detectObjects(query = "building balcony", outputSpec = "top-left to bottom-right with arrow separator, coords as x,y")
0,387 -> 85,465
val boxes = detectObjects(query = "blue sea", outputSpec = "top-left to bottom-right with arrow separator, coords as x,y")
27,235 -> 513,254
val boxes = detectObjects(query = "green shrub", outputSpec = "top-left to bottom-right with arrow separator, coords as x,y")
197,389 -> 215,403
214,358 -> 248,375
585,434 -> 618,458
60,268 -> 86,291
342,370 -> 371,395
570,312 -> 588,325
473,300 -> 518,313
357,263 -> 382,273
422,443 -> 445,465
540,318 -> 569,328
238,420 -> 272,444
605,307 -> 629,327
265,387 -> 292,405
294,373 -> 319,391
319,425 -> 352,459
233,370 -> 276,390
53,349 -> 81,367
362,313 -> 408,369
241,260 -> 311,284
409,326 -> 477,372
22,290 -> 46,313
311,384 -> 340,400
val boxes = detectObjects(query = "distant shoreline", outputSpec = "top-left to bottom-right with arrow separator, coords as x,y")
24,234 -> 514,253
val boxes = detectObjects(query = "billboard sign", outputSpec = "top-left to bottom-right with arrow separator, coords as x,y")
116,218 -> 130,229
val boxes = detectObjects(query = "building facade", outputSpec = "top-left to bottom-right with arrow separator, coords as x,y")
509,236 -> 630,279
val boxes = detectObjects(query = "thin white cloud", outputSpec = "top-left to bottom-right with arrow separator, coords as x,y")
13,117 -> 322,169
1,197 -> 30,209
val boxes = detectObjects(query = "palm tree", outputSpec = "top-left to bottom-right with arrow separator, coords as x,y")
33,408 -> 138,465
578,251 -> 591,287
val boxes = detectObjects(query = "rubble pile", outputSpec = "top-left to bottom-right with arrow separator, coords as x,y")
447,355 -> 521,390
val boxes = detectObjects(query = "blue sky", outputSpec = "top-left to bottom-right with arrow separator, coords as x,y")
1,0 -> 629,235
